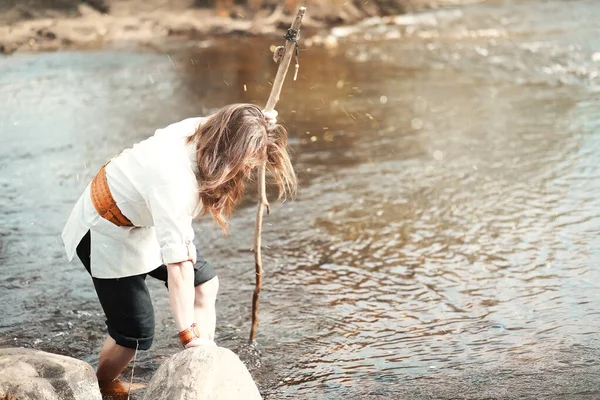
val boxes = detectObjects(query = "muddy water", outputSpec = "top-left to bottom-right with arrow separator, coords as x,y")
2,0 -> 600,398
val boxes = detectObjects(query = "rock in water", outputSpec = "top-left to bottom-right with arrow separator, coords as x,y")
143,345 -> 262,400
0,347 -> 101,400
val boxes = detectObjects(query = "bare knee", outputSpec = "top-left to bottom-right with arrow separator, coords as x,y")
195,276 -> 219,307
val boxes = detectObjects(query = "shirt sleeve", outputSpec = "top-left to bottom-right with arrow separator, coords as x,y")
145,180 -> 199,265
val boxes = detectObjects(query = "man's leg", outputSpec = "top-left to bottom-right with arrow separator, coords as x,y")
194,276 -> 219,340
89,272 -> 155,380
76,230 -> 155,395
96,336 -> 137,381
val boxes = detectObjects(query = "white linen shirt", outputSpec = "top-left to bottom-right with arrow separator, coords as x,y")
62,117 -> 205,279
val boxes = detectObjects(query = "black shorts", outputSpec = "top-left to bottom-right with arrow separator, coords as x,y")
76,231 -> 217,350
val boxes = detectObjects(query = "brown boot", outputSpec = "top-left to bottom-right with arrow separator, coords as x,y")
98,379 -> 146,399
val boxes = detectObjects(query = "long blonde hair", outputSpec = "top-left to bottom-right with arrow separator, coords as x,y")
187,103 -> 297,233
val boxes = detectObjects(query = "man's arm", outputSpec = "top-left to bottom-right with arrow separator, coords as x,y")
167,261 -> 196,333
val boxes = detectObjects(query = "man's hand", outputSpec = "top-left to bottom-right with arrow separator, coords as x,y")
184,337 -> 217,349
263,109 -> 278,125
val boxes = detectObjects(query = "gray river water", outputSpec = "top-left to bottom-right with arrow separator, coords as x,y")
2,0 -> 600,398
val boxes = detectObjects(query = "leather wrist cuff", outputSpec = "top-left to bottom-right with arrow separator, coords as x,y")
178,323 -> 201,348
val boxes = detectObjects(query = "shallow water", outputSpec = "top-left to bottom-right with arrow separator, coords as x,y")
2,0 -> 600,398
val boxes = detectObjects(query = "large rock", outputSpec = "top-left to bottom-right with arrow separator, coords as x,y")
0,347 -> 101,400
143,345 -> 262,400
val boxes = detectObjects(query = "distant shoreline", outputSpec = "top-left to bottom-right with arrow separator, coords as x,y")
0,1 -> 469,54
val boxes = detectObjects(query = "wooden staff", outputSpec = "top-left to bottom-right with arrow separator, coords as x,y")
250,6 -> 306,344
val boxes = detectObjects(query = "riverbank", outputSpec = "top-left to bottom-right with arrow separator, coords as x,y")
0,0 -> 473,54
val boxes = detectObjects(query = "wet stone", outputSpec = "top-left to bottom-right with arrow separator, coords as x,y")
143,345 -> 262,400
0,348 -> 101,400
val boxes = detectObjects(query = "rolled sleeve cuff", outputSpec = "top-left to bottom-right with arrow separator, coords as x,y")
161,242 -> 197,265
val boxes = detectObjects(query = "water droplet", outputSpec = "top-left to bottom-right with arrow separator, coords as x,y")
475,46 -> 489,57
411,118 -> 424,130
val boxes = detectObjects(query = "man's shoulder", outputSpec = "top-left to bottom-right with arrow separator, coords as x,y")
160,117 -> 205,135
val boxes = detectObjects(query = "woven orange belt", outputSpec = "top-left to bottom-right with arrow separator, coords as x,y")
90,165 -> 133,227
